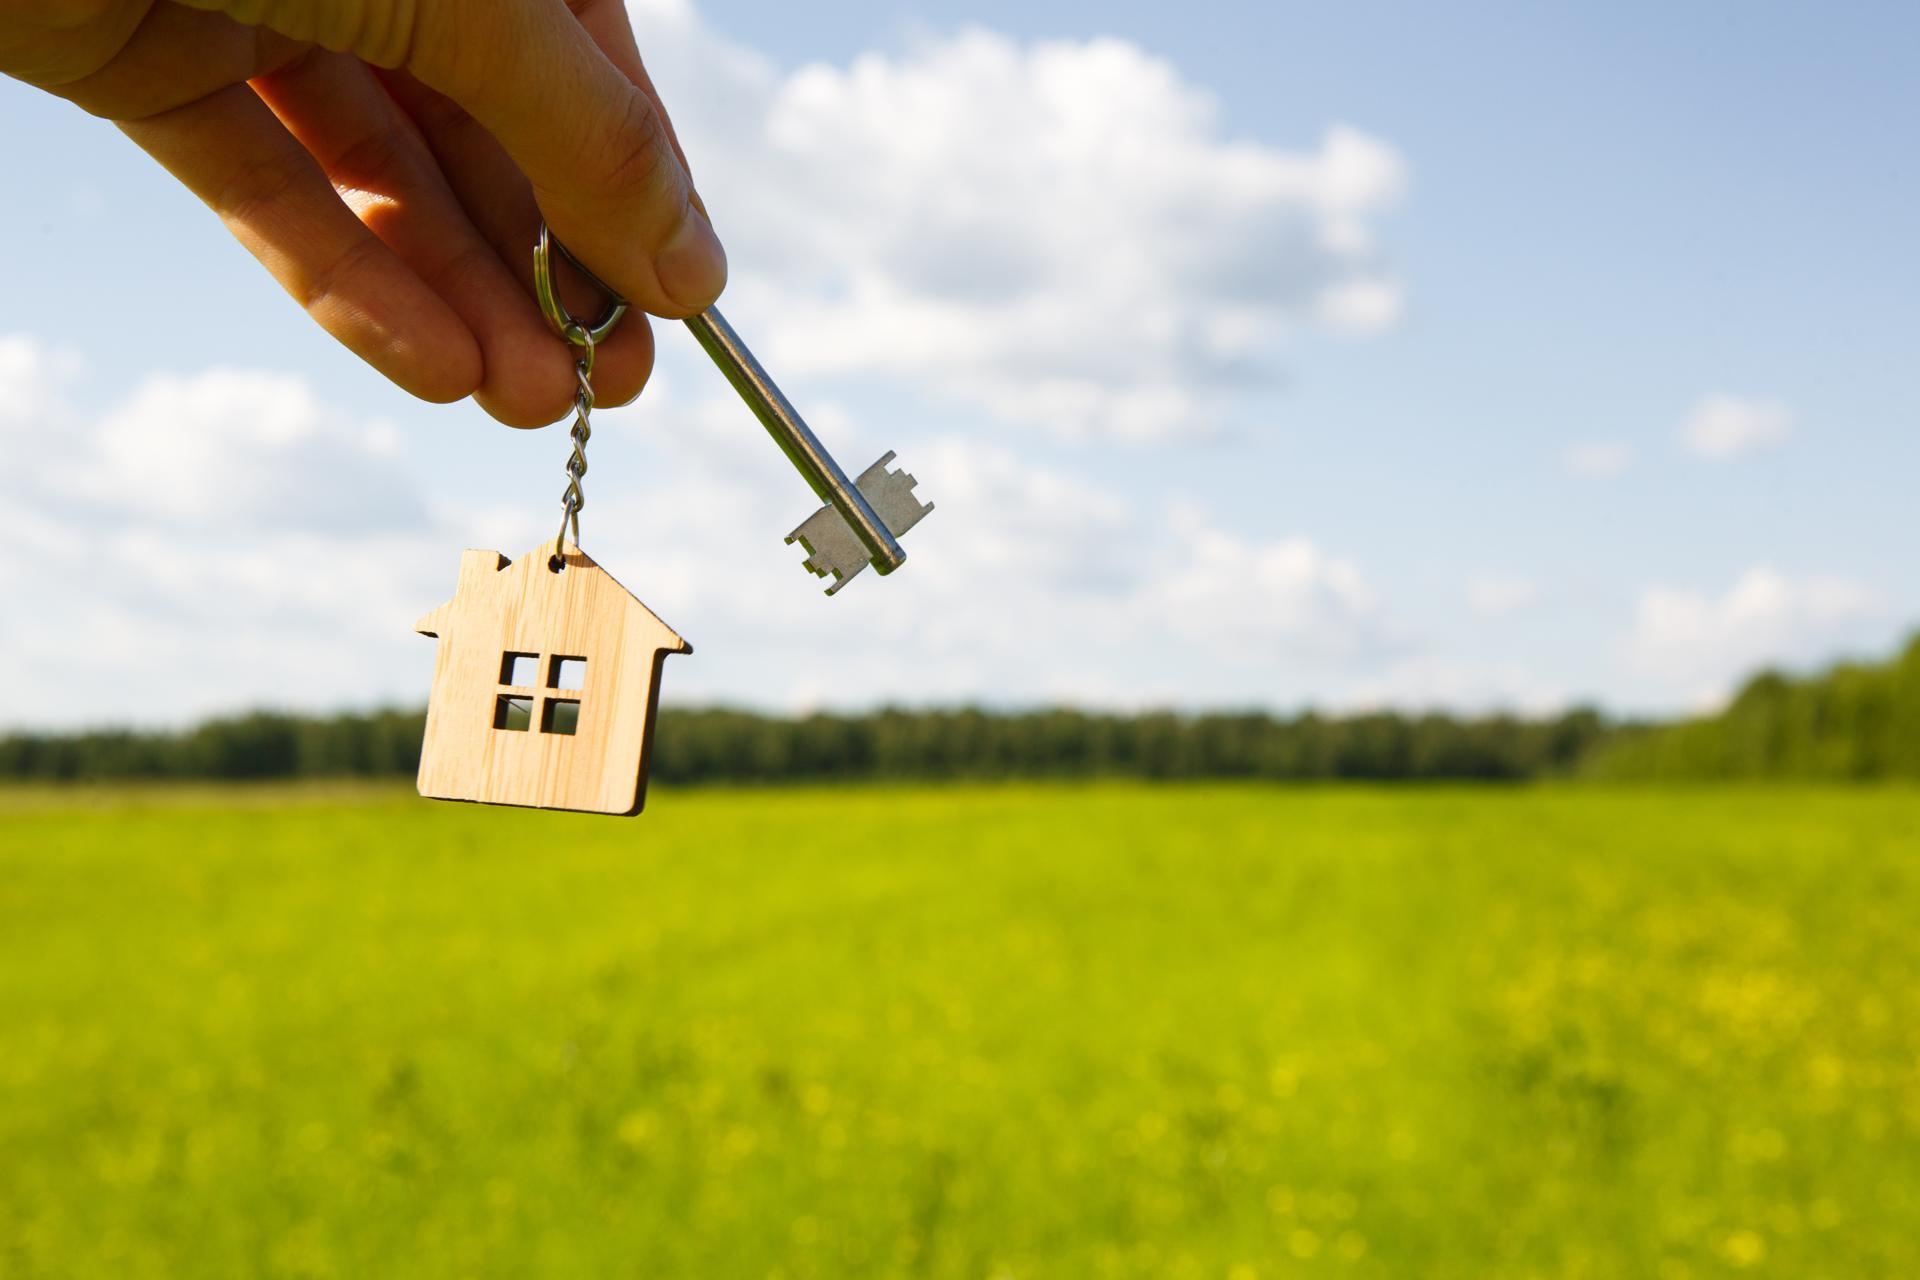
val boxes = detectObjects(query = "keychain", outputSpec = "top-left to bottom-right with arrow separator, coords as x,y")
412,230 -> 936,816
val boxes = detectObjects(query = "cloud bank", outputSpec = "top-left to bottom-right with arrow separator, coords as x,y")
632,0 -> 1407,440
0,335 -> 1397,726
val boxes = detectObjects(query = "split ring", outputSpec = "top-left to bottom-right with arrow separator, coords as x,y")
534,225 -> 629,347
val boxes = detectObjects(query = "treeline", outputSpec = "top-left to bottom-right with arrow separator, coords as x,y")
1586,634 -> 1920,781
0,706 -> 1613,785
9,633 -> 1917,785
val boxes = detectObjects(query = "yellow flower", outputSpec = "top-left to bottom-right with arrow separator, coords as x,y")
1721,1230 -> 1766,1268
616,1110 -> 655,1148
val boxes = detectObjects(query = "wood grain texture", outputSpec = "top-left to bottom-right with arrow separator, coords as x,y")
414,543 -> 690,816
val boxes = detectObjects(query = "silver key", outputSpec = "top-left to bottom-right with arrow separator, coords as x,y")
685,309 -> 933,593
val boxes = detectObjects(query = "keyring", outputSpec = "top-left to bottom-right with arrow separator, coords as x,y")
534,225 -> 628,347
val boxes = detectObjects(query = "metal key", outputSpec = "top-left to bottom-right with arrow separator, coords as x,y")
685,309 -> 933,595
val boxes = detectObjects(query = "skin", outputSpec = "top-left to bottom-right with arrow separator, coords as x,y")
0,0 -> 729,427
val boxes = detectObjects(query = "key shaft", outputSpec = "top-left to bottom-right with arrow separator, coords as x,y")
685,309 -> 906,575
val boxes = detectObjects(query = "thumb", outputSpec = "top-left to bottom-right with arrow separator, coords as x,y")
410,0 -> 726,316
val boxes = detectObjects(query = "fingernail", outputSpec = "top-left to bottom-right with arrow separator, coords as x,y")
656,206 -> 728,312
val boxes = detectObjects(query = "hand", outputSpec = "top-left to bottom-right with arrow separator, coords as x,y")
1,0 -> 728,426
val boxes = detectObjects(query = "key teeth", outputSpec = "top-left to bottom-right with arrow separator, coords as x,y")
787,450 -> 934,594
783,530 -> 845,593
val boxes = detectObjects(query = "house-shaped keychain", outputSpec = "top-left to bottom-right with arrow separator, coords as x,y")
413,543 -> 691,816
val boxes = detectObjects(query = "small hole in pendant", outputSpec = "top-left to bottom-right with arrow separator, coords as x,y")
548,554 -> 567,574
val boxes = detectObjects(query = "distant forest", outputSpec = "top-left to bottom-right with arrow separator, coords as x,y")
3,635 -> 1916,784
1587,633 -> 1920,781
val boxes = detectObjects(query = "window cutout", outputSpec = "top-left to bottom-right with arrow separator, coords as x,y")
542,699 -> 582,736
500,652 -> 539,687
493,695 -> 533,732
549,656 -> 587,690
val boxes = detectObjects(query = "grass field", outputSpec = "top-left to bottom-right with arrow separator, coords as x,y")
2,784 -> 1918,1278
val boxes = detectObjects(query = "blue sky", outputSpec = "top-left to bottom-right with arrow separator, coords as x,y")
1,0 -> 1914,727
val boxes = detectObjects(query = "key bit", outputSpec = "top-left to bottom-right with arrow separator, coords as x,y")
684,308 -> 932,591
788,453 -> 934,595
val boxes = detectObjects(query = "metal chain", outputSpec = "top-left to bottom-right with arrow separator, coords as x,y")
533,225 -> 627,561
554,324 -> 596,554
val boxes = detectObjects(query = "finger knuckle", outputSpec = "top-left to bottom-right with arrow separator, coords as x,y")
402,81 -> 471,135
592,95 -> 675,199
215,149 -> 312,234
325,127 -> 411,192
297,234 -> 387,316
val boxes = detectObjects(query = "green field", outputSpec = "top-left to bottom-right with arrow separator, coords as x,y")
2,785 -> 1917,1278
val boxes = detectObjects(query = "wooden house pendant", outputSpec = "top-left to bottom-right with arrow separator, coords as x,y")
414,543 -> 690,816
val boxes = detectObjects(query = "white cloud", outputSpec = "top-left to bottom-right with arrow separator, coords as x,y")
1468,575 -> 1540,616
1680,394 -> 1793,459
1563,440 -> 1634,478
1141,507 -> 1383,663
1315,277 -> 1404,335
0,334 -> 80,435
73,368 -> 419,532
635,8 -> 1407,439
1629,567 -> 1888,704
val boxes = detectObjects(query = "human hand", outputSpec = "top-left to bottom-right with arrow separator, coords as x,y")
1,0 -> 727,426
